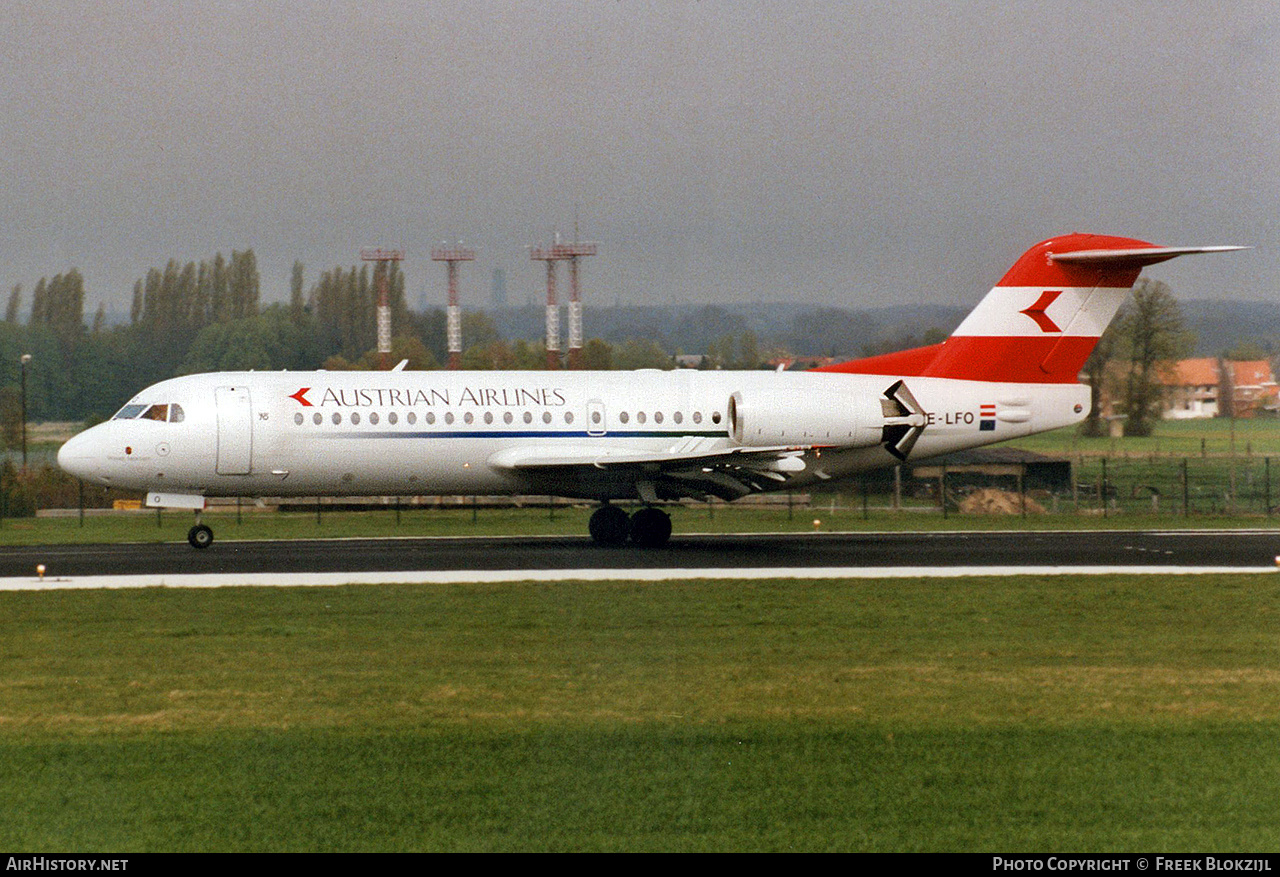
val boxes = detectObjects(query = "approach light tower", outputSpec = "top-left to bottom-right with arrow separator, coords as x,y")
530,243 -> 562,369
555,240 -> 597,369
431,245 -> 476,370
530,236 -> 597,369
359,247 -> 404,370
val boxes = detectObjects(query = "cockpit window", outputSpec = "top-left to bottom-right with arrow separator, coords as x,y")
113,404 -> 147,420
114,402 -> 184,422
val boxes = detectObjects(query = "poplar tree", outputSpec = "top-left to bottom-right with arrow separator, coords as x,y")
211,253 -> 229,322
290,261 -> 305,326
227,249 -> 260,320
28,270 -> 85,347
5,285 -> 20,323
193,261 -> 212,327
29,277 -> 47,325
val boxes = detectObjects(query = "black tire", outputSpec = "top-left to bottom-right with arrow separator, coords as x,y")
188,524 -> 214,549
629,507 -> 672,547
589,505 -> 630,545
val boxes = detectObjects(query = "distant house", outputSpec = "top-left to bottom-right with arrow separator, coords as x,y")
764,355 -> 836,371
1162,358 -> 1222,419
1161,358 -> 1278,419
674,354 -> 708,369
1224,360 -> 1280,417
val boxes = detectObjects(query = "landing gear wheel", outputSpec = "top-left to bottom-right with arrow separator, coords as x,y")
589,505 -> 630,546
629,507 -> 672,548
188,524 -> 214,549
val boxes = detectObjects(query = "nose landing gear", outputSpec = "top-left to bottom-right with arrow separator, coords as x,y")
188,524 -> 214,549
588,504 -> 672,547
188,510 -> 213,549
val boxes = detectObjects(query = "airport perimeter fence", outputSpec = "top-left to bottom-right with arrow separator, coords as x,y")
815,454 -> 1280,520
15,454 -> 1280,527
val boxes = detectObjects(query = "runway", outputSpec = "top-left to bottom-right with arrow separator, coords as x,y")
1,529 -> 1278,589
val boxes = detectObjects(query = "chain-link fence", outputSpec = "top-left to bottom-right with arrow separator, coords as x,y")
1068,455 -> 1278,517
811,455 -> 1280,519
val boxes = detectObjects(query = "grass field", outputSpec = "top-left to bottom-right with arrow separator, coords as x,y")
1,575 -> 1278,851
1007,417 -> 1280,457
7,501 -> 1280,548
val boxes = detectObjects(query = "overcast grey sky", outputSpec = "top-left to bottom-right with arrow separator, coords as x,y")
1,1 -> 1276,315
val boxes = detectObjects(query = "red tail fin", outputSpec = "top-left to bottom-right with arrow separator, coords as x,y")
819,235 -> 1244,383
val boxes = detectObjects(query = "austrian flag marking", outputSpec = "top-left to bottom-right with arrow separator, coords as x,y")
289,387 -> 312,407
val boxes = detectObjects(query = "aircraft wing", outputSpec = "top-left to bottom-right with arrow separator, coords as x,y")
488,442 -> 818,500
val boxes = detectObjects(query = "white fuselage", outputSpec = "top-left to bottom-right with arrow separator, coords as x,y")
57,368 -> 1088,504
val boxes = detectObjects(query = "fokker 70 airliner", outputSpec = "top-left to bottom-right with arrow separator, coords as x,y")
57,234 -> 1242,548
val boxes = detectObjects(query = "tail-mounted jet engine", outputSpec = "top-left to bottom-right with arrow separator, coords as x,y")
727,379 -> 928,460
880,380 -> 927,460
728,390 -> 883,448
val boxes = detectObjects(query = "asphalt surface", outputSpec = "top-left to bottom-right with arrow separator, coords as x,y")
2,529 -> 1279,579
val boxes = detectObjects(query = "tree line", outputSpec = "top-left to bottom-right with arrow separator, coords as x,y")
1,254 -> 1203,437
0,254 -> 791,428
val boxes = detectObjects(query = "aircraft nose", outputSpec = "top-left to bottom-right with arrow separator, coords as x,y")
57,431 -> 99,481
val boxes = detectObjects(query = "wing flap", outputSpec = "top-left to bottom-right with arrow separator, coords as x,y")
489,443 -> 820,502
488,443 -> 810,471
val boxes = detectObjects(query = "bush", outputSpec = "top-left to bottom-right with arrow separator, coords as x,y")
0,461 -> 132,517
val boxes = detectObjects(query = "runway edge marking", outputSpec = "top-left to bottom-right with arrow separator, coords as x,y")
0,566 -> 1276,590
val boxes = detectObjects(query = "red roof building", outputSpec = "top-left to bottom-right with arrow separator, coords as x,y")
1161,358 -> 1278,419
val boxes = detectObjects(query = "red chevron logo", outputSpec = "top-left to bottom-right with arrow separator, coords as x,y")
1019,290 -> 1064,333
289,387 -> 312,407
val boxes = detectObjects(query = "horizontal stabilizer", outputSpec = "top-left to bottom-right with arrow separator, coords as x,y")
1051,245 -> 1248,268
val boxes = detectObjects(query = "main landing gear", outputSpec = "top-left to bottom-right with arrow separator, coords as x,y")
589,504 -> 672,547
